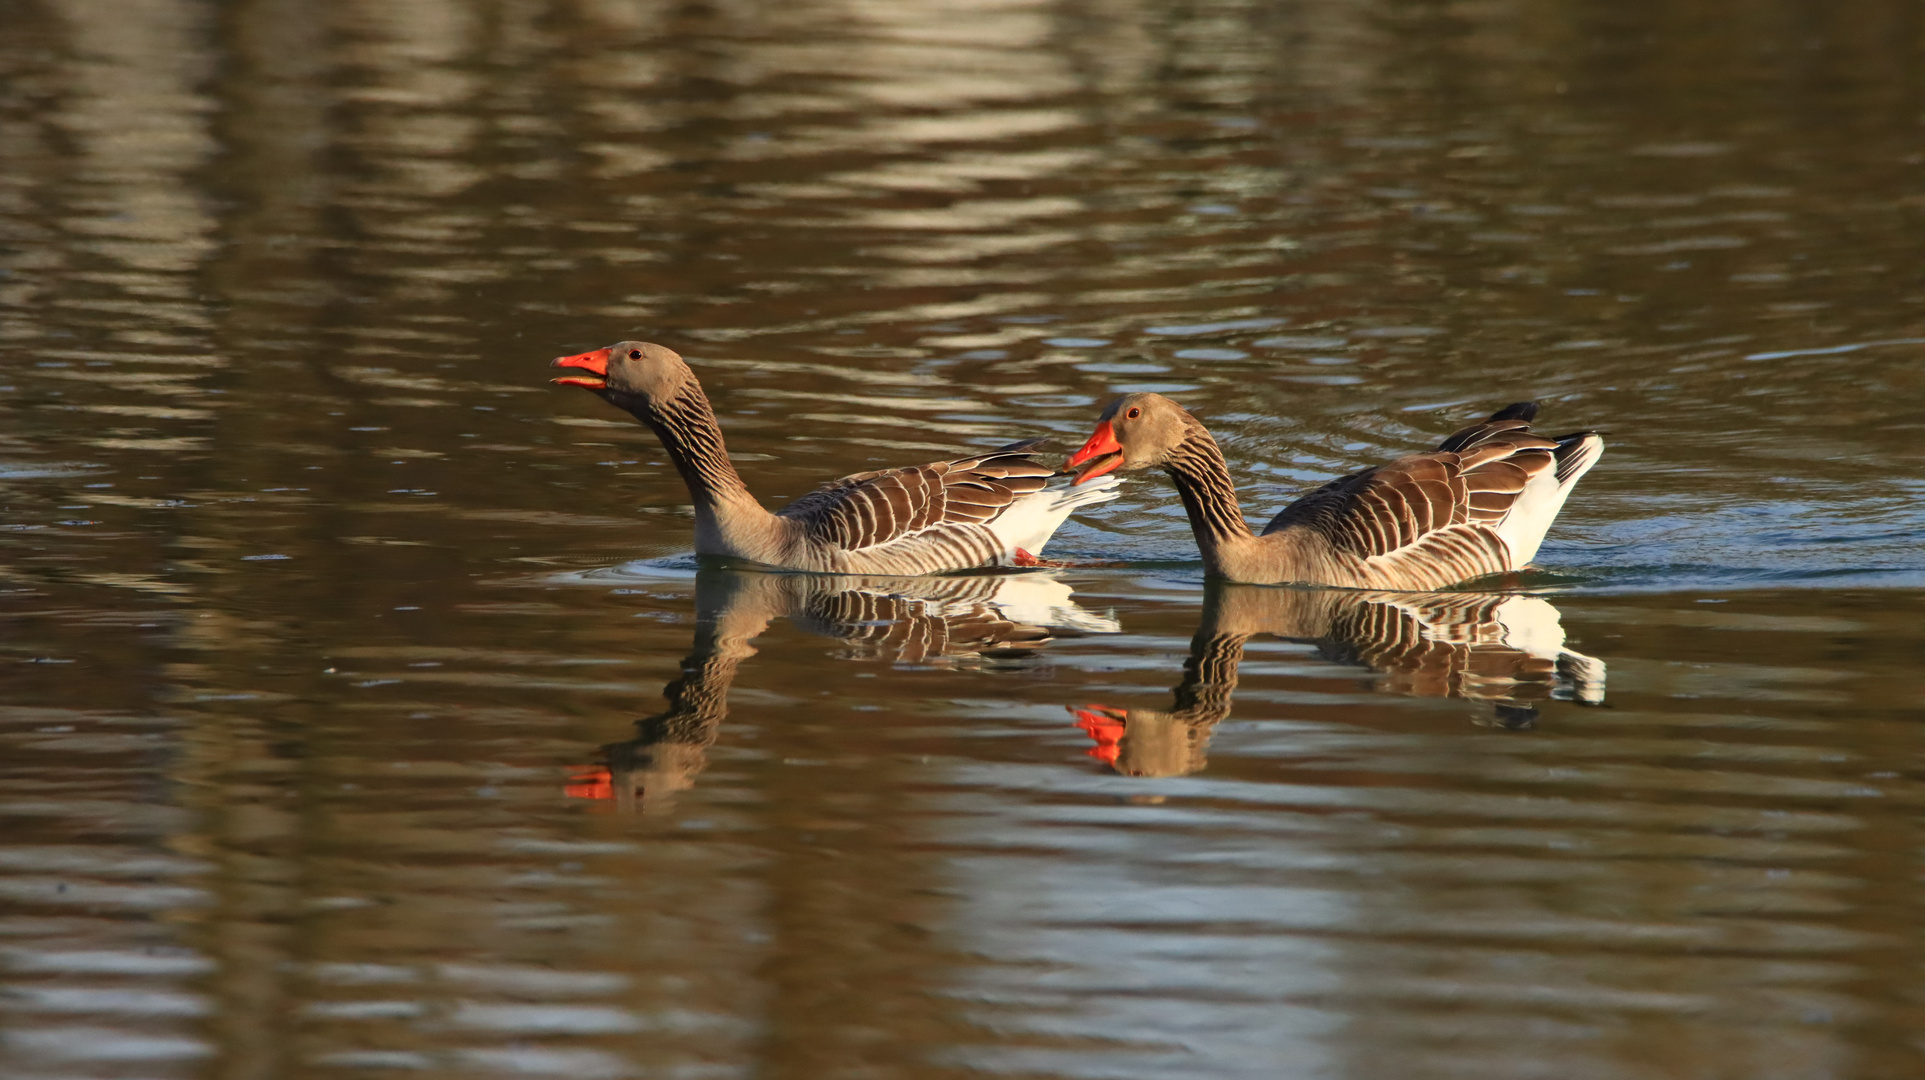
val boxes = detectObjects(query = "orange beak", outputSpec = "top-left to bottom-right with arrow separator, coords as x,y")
1065,421 -> 1123,485
551,347 -> 611,389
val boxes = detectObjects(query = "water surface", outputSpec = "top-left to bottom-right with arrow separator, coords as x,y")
4,0 -> 1925,1077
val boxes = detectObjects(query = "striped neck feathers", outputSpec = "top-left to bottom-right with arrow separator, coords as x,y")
634,385 -> 756,512
1163,429 -> 1255,557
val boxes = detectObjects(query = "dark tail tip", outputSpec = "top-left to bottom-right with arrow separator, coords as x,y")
1489,401 -> 1538,423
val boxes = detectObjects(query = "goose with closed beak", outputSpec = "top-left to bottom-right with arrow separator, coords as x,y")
1065,394 -> 1601,589
552,341 -> 1119,574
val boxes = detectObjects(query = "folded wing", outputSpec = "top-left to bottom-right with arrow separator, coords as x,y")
1261,403 -> 1597,587
779,439 -> 1055,554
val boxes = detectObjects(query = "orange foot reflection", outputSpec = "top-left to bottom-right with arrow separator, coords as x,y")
1015,548 -> 1116,568
1072,704 -> 1126,764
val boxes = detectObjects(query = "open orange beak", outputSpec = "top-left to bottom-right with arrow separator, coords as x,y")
551,347 -> 611,389
1065,421 -> 1123,485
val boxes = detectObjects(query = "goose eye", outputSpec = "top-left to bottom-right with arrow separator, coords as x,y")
628,349 -> 642,360
1125,406 -> 1142,419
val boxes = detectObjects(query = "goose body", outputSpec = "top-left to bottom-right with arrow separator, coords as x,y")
1066,395 -> 1601,589
551,341 -> 1118,575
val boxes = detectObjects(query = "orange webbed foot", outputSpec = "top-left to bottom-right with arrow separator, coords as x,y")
1014,548 -> 1114,568
1013,548 -> 1066,568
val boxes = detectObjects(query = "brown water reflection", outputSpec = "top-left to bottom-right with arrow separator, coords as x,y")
1073,584 -> 1605,776
570,566 -> 1118,810
5,0 -> 1925,1076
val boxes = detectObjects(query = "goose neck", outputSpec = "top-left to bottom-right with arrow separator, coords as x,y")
638,388 -> 759,515
1163,431 -> 1256,565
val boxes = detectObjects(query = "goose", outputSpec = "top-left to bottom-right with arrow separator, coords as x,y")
1065,394 -> 1602,589
551,341 -> 1119,574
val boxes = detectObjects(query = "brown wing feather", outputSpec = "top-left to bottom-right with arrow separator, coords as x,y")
1269,453 -> 1471,558
1459,442 -> 1555,527
779,445 -> 1052,553
1260,404 -> 1561,578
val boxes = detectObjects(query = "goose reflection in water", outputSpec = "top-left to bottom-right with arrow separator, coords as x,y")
567,566 -> 1118,809
1074,585 -> 1605,778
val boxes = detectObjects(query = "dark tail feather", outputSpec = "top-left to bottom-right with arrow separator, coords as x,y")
1435,401 -> 1540,453
1551,430 -> 1604,484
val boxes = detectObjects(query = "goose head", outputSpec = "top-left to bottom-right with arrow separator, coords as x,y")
1065,392 -> 1205,484
551,340 -> 695,410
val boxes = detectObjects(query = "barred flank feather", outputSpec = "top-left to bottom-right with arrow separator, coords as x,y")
779,444 -> 1116,575
1227,401 -> 1600,586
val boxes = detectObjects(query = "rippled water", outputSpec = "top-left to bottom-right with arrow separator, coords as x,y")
4,0 -> 1925,1076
